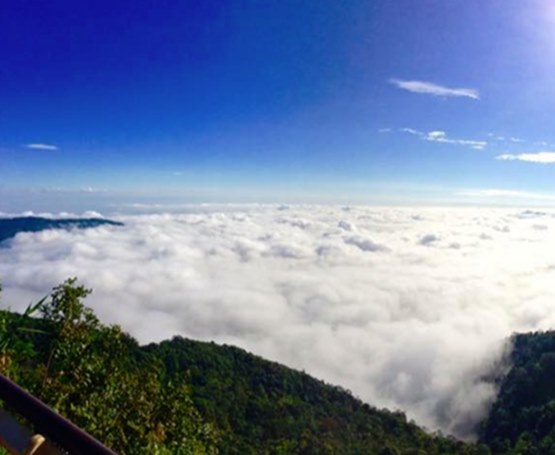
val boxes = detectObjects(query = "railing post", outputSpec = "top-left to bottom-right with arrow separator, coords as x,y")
0,373 -> 117,454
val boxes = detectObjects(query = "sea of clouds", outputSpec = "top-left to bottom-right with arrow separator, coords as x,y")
2,205 -> 555,439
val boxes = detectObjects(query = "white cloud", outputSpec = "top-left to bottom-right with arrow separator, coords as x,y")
400,127 -> 423,136
496,152 -> 555,164
378,128 -> 392,133
400,128 -> 487,150
24,143 -> 58,151
0,210 -> 106,219
464,142 -> 487,150
344,235 -> 388,252
5,206 -> 555,439
390,79 -> 480,100
486,135 -> 555,148
424,130 -> 487,149
427,130 -> 446,140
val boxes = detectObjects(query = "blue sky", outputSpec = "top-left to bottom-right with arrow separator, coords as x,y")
3,0 -> 555,211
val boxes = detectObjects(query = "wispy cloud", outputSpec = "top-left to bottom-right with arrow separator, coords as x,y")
390,79 -> 480,100
24,143 -> 58,151
427,131 -> 446,140
425,130 -> 487,150
399,128 -> 487,150
400,127 -> 421,135
487,134 -> 555,148
496,152 -> 555,164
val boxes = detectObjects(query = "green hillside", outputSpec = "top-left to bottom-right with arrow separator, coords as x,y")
145,337 -> 475,454
0,279 -> 486,454
479,331 -> 555,453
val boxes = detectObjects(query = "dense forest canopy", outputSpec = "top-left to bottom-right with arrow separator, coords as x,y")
479,332 -> 555,454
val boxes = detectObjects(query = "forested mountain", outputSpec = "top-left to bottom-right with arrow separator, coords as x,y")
0,279 -> 484,454
0,216 -> 123,243
480,331 -> 555,453
146,337 -> 476,454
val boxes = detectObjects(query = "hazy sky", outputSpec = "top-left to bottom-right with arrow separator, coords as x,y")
3,0 -> 555,209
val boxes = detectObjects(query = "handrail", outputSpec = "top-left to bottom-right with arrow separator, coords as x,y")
0,373 -> 117,455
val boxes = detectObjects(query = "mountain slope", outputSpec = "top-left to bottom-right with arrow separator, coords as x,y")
480,331 -> 555,453
146,336 -> 477,454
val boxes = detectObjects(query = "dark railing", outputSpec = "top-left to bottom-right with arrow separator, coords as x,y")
0,372 -> 117,455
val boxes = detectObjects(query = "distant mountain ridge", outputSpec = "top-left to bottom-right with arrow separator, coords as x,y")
0,216 -> 123,243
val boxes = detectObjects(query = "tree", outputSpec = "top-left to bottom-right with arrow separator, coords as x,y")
0,278 -> 218,454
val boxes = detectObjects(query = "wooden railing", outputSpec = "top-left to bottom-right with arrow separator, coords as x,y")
0,373 -> 116,455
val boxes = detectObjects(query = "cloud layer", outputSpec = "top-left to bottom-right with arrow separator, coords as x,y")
3,206 -> 555,439
390,79 -> 480,100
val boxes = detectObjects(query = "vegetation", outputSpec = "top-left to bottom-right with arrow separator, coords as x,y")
146,336 -> 481,454
0,279 -> 490,453
479,331 -> 555,454
0,279 -> 217,454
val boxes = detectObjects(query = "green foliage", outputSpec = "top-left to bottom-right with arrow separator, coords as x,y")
40,277 -> 96,331
146,337 -> 477,454
479,331 -> 555,454
0,295 -> 48,382
0,278 -> 217,454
